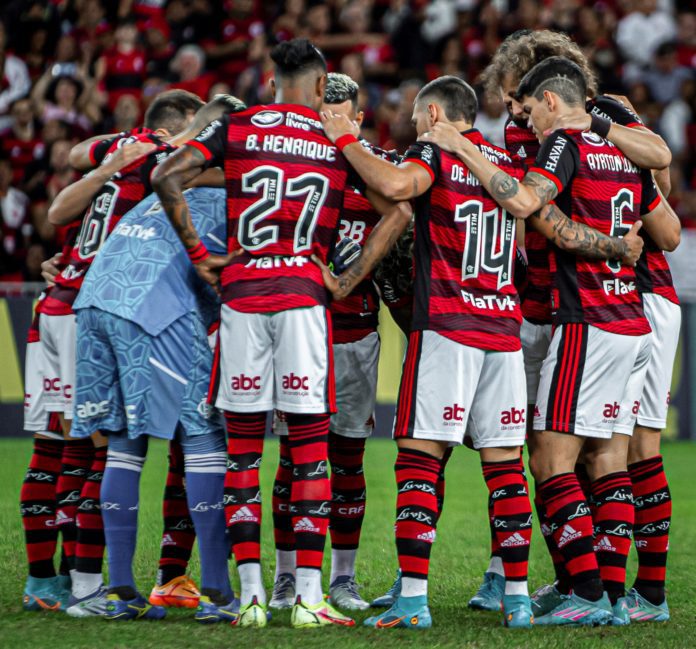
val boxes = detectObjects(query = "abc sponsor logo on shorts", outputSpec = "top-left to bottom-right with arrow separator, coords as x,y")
442,403 -> 465,426
282,373 -> 309,395
231,374 -> 261,392
76,400 -> 109,419
500,407 -> 525,429
602,402 -> 621,421
43,377 -> 72,399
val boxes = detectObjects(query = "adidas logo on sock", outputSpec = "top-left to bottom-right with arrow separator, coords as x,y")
417,529 -> 436,543
160,533 -> 175,547
228,505 -> 258,525
557,524 -> 582,548
55,510 -> 74,525
293,517 -> 320,533
594,536 -> 616,552
501,532 -> 529,547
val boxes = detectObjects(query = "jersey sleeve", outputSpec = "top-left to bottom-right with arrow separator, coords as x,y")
639,169 -> 661,214
403,141 -> 441,183
527,132 -> 578,195
185,116 -> 229,168
590,95 -> 643,128
89,134 -> 123,166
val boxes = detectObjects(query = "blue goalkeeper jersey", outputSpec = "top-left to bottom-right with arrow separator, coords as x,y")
74,187 -> 226,335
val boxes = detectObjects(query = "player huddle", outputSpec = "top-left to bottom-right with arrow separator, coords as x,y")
18,31 -> 679,630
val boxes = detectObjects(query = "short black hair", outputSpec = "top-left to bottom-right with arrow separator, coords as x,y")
516,56 -> 586,106
416,75 -> 477,124
324,73 -> 359,108
270,38 -> 327,78
144,89 -> 204,133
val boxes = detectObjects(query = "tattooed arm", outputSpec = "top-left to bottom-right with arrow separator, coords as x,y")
420,123 -> 555,218
531,204 -> 644,265
151,145 -> 234,288
314,192 -> 413,300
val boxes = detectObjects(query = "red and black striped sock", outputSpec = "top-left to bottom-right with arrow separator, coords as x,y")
272,436 -> 294,553
328,433 -> 366,553
287,414 -> 331,571
20,437 -> 64,578
538,472 -> 603,602
224,412 -> 265,566
74,446 -> 106,576
482,458 -> 532,589
157,440 -> 195,585
56,439 -> 94,570
629,455 -> 671,605
534,490 -> 571,593
591,471 -> 634,604
395,448 -> 440,587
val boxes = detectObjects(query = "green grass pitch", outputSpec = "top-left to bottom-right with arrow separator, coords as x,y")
1,437 -> 695,648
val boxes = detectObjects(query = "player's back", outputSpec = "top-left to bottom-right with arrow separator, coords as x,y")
74,187 -> 226,335
190,103 -> 351,313
407,129 -> 523,352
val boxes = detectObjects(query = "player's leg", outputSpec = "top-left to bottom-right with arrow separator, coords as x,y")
625,294 -> 679,622
215,305 -> 273,627
149,439 -> 199,609
327,331 -> 379,611
531,324 -> 640,626
366,331 -> 476,629
269,417 -> 296,609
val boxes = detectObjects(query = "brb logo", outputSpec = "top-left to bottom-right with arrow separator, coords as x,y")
443,404 -> 465,425
603,402 -> 620,419
500,407 -> 525,426
282,373 -> 309,391
231,374 -> 261,391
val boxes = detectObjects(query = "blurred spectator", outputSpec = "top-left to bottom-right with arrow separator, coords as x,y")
641,41 -> 694,105
475,92 -> 507,148
101,93 -> 141,134
169,45 -> 216,100
0,20 -> 31,130
144,18 -> 175,79
616,0 -> 677,73
0,156 -> 32,281
661,78 -> 695,158
0,97 -> 45,187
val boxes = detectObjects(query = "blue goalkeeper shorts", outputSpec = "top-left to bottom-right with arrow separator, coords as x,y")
71,307 -> 222,440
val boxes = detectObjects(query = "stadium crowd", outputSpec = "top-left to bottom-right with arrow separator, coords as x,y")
0,0 -> 695,283
11,0 -> 692,634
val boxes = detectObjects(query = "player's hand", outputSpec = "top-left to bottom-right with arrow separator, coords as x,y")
320,110 -> 359,143
194,249 -> 243,295
104,141 -> 158,174
605,94 -> 639,116
419,122 -> 465,154
311,254 -> 346,300
329,237 -> 362,276
543,113 -> 591,136
41,252 -> 62,286
620,220 -> 644,266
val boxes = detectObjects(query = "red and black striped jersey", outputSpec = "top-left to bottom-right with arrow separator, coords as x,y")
587,95 -> 679,305
529,129 -> 657,336
504,118 -> 551,325
35,221 -> 80,317
330,140 -> 399,344
405,129 -> 524,352
188,104 -> 355,314
43,130 -> 173,315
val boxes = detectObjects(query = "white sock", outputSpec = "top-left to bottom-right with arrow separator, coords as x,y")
274,550 -> 296,581
330,549 -> 357,584
401,576 -> 427,598
71,570 -> 103,599
295,567 -> 323,606
505,580 -> 529,596
487,556 -> 504,577
238,562 -> 266,606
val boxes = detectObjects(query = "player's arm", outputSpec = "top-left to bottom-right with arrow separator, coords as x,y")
314,191 -> 413,300
639,175 -> 681,252
48,140 -> 158,225
320,111 -> 432,200
420,123 -> 557,218
68,133 -> 121,171
530,204 -> 644,266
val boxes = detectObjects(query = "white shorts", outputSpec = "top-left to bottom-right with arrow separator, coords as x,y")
274,331 -> 380,438
24,337 -> 62,437
38,313 -> 77,420
521,319 -> 553,405
635,294 -> 680,429
213,305 -> 335,415
534,323 -> 652,439
393,330 -> 527,449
